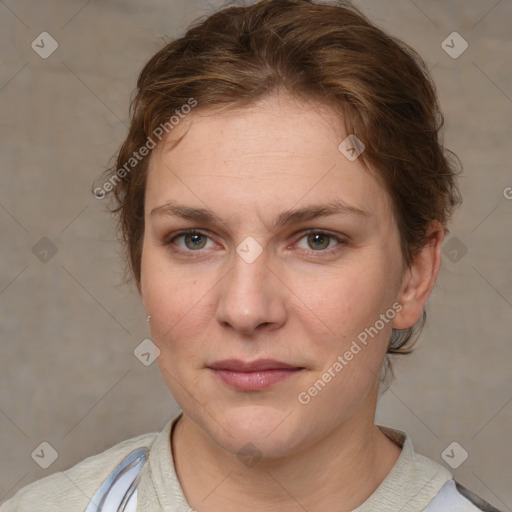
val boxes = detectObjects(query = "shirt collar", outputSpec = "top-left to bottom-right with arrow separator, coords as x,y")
353,425 -> 452,511
138,412 -> 452,511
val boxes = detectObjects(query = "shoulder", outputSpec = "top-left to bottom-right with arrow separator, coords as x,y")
424,479 -> 503,511
1,430 -> 158,512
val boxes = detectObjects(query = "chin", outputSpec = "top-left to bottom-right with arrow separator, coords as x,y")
203,403 -> 306,459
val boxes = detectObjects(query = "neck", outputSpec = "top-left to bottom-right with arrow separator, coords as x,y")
171,401 -> 401,512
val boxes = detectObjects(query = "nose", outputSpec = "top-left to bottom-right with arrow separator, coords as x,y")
215,245 -> 287,336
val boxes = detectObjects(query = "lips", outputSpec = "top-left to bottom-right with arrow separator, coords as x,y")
207,359 -> 304,391
208,359 -> 301,371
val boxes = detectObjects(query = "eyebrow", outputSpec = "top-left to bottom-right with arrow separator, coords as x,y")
150,199 -> 369,230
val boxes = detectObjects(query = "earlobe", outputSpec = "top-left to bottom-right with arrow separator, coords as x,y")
392,222 -> 445,330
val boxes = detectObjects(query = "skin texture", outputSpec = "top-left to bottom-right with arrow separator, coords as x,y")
139,92 -> 444,511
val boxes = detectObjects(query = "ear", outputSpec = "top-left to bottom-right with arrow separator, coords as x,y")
393,221 -> 445,329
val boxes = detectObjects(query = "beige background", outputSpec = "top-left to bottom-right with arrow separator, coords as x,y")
1,0 -> 511,509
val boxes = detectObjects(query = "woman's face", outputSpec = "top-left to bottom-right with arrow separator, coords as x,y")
140,93 -> 411,458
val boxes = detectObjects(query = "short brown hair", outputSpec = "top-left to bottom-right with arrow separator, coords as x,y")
97,0 -> 462,374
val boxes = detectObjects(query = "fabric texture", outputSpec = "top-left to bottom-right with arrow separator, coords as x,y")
1,432 -> 157,512
1,411 -> 501,511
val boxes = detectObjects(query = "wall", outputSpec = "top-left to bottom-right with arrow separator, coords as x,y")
1,0 -> 510,509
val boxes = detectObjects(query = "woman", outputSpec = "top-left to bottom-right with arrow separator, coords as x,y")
2,0 -> 501,510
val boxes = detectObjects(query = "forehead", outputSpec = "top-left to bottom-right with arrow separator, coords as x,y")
145,93 -> 393,225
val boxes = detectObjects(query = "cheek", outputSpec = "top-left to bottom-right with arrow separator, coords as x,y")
142,261 -> 211,403
142,241 -> 201,323
294,269 -> 392,418
140,243 -> 222,386
298,260 -> 393,343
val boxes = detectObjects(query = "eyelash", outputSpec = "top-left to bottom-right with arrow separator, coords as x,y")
164,229 -> 347,258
